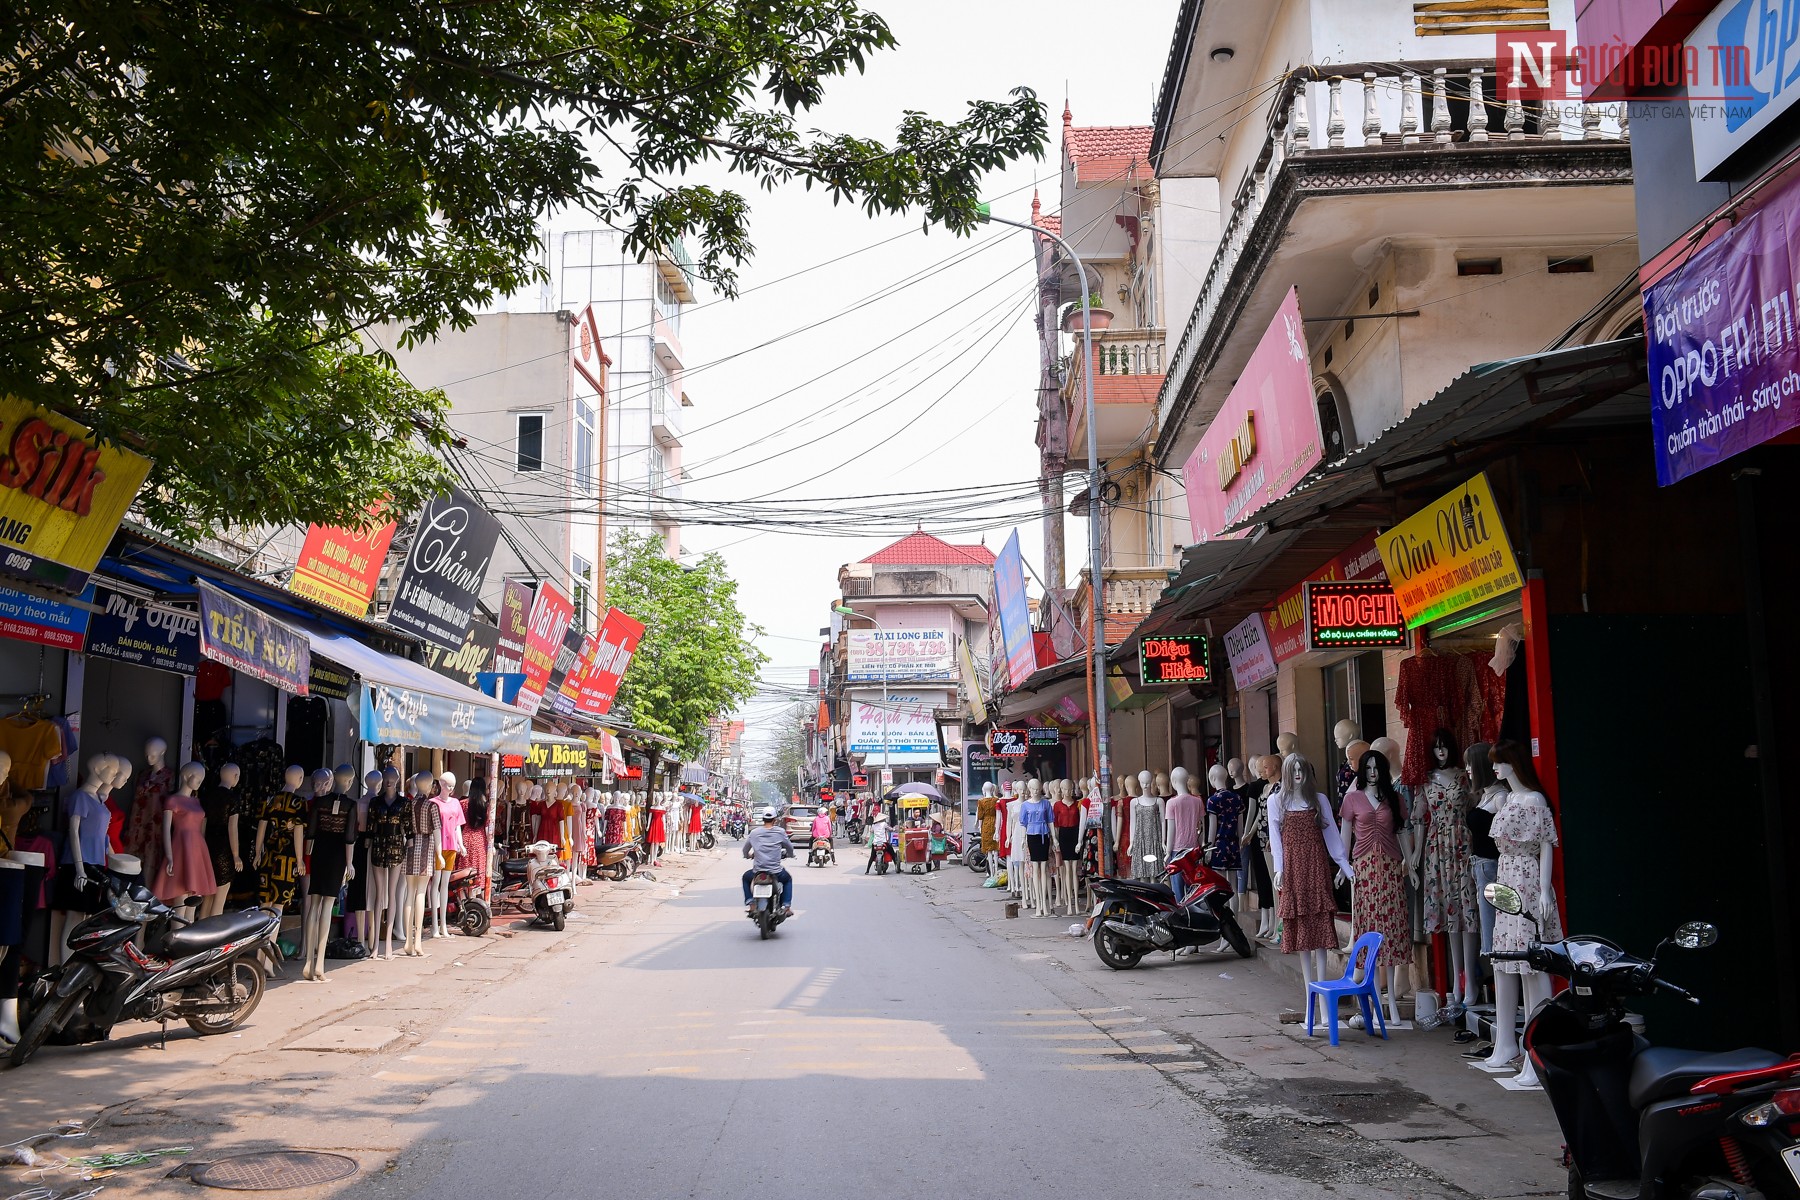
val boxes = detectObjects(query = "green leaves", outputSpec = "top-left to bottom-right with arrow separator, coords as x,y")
1,0 -> 1047,532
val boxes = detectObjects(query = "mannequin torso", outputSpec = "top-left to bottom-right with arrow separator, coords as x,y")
1419,766 -> 1478,935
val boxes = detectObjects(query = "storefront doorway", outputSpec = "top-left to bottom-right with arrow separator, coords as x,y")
1322,652 -> 1388,745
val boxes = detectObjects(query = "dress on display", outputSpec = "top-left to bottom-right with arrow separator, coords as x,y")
533,797 -> 561,845
1275,803 -> 1339,953
1490,799 -> 1563,974
646,806 -> 667,845
306,792 -> 355,897
404,795 -> 442,876
458,795 -> 489,893
687,802 -> 703,837
344,793 -> 372,914
977,796 -> 997,854
365,797 -> 410,869
125,765 -> 176,876
603,805 -> 627,847
0,715 -> 65,792
199,782 -> 244,887
1339,790 -> 1409,968
1419,773 -> 1478,935
1128,800 -> 1163,881
256,790 -> 309,908
432,794 -> 464,871
1204,789 -> 1244,871
152,794 -> 217,902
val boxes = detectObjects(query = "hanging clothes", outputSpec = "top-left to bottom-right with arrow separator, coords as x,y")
1393,654 -> 1485,787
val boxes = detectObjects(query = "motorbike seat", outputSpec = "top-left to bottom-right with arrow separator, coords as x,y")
159,909 -> 271,957
1627,1046 -> 1788,1109
1107,880 -> 1177,902
500,858 -> 530,876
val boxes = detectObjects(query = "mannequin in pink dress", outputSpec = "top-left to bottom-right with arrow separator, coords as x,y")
429,773 -> 465,939
154,762 -> 215,917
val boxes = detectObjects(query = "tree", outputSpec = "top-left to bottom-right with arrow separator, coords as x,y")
756,702 -> 815,792
605,531 -> 766,782
2,2 -> 1047,535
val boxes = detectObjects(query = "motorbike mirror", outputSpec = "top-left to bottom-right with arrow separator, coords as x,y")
1672,921 -> 1718,950
1484,882 -> 1524,915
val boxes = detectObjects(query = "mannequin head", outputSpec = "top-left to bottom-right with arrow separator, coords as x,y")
1136,769 -> 1152,795
333,763 -> 356,794
1490,740 -> 1545,793
310,768 -> 333,796
1357,749 -> 1404,815
1281,752 -> 1319,800
1226,756 -> 1246,787
1345,739 -> 1369,768
178,761 -> 206,795
1465,742 -> 1497,792
439,771 -> 457,798
81,753 -> 111,792
410,770 -> 435,797
380,766 -> 401,798
219,763 -> 241,789
1123,773 -> 1142,798
364,770 -> 382,797
526,782 -> 544,804
1275,732 -> 1299,757
1206,763 -> 1229,792
981,782 -> 997,799
107,754 -> 131,792
1333,719 -> 1361,749
1369,735 -> 1402,772
1169,766 -> 1190,796
1258,754 -> 1282,784
1153,771 -> 1171,798
144,736 -> 167,769
1431,728 -> 1458,770
283,765 -> 306,794
1026,778 -> 1041,799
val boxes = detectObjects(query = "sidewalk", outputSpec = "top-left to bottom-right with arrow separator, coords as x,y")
0,850 -> 718,1170
910,865 -> 1568,1200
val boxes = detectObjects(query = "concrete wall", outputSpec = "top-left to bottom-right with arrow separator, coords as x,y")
1156,177 -> 1220,339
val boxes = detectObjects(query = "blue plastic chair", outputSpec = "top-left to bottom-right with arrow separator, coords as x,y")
1305,931 -> 1389,1046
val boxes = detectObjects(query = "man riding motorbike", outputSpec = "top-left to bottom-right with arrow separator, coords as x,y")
741,807 -> 795,917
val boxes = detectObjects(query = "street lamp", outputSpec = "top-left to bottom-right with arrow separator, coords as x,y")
835,604 -> 892,798
978,203 -> 1114,875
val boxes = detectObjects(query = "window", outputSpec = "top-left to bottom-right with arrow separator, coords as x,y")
574,399 -> 596,495
516,413 -> 544,472
572,554 -> 592,629
654,273 -> 683,333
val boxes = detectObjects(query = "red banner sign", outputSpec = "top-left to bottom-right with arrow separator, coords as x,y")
287,510 -> 395,616
573,606 -> 645,716
514,581 -> 575,712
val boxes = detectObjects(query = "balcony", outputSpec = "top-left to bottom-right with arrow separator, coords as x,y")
1063,328 -> 1165,457
648,463 -> 682,521
1068,565 -> 1174,647
649,375 -> 683,447
1157,61 -> 1632,462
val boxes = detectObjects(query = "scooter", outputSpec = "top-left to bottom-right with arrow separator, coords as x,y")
697,820 -> 717,851
845,817 -> 864,844
807,837 -> 835,868
726,814 -> 748,841
746,869 -> 789,940
1486,883 -> 1800,1200
10,876 -> 281,1067
590,841 -> 642,881
1084,847 -> 1255,970
444,866 -> 492,937
493,842 -> 574,931
865,838 -> 897,876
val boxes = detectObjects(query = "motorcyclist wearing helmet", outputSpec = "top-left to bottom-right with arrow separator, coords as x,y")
741,807 -> 795,916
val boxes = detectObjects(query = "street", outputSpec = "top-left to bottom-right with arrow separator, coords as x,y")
2,848 -> 1566,1200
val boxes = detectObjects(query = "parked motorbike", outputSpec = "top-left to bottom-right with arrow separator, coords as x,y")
589,841 -> 642,881
9,877 -> 281,1068
958,832 -> 987,873
1485,883 -> 1800,1200
1084,847 -> 1254,969
807,837 -> 835,868
697,820 -> 717,851
746,870 -> 788,940
445,866 -> 492,937
845,817 -> 864,844
493,841 -> 574,931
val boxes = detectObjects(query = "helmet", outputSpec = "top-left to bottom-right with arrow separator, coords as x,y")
759,806 -> 778,821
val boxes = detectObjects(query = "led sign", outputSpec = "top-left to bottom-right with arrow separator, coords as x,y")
1139,634 -> 1211,686
985,727 -> 1029,757
1304,581 -> 1407,650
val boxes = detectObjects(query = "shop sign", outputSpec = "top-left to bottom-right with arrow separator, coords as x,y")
196,580 -> 310,696
994,531 -> 1036,687
847,690 -> 946,758
523,738 -> 589,776
386,487 -> 502,652
358,681 -> 531,755
852,771 -> 869,788
1304,581 -> 1407,649
1180,288 -> 1323,541
985,727 -> 1029,756
1687,0 -> 1800,179
1139,634 -> 1211,685
568,606 -> 644,716
1028,726 -> 1061,747
545,623 -> 584,699
0,582 -> 93,650
846,626 -> 954,681
1223,612 -> 1277,689
0,395 -> 154,594
307,658 -> 351,702
513,580 -> 575,711
287,510 -> 395,617
422,620 -> 500,691
83,585 -> 199,675
1268,533 -> 1387,663
494,579 -> 531,673
1379,473 -> 1524,628
1644,165 -> 1800,485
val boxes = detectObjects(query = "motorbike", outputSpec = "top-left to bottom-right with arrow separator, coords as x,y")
1084,847 -> 1255,969
960,832 -> 988,873
445,865 -> 492,937
9,876 -> 281,1068
866,838 -> 897,876
746,869 -> 789,940
590,840 -> 642,881
493,841 -> 574,931
1486,883 -> 1800,1200
697,820 -> 717,851
845,817 -> 864,844
726,814 -> 747,841
807,837 -> 835,868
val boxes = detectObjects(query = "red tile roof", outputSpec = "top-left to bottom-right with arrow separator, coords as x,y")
861,530 -> 996,567
1030,191 -> 1061,236
1065,125 -> 1154,183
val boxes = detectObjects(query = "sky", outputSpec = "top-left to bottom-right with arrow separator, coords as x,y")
640,0 -> 1182,765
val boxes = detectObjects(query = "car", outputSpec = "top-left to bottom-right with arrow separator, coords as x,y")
784,804 -> 821,845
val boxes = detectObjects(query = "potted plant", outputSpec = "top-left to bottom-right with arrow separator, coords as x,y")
1062,292 -> 1114,333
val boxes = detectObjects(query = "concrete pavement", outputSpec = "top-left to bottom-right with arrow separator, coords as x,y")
0,846 -> 1566,1199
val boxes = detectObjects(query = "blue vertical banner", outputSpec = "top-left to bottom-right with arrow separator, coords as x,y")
994,530 -> 1036,687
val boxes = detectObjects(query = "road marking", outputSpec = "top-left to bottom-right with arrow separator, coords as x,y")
470,1015 -> 550,1024
372,1072 -> 447,1083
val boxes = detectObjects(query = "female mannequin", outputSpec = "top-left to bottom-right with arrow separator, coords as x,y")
1339,749 -> 1413,1025
401,771 -> 440,957
1226,757 -> 1248,791
1240,755 -> 1278,939
1332,718 -> 1361,801
1130,773 -> 1164,881
0,752 -> 25,858
254,765 -> 309,917
125,736 -> 175,875
1485,740 -> 1562,1085
51,755 -> 115,964
364,767 -> 409,959
1203,764 -> 1244,894
341,769 -> 376,949
1465,743 -> 1504,959
1268,753 -> 1355,988
301,768 -> 355,981
429,772 -> 465,939
198,763 -> 244,918
1051,780 -> 1082,914
154,761 -> 214,917
644,789 -> 667,866
1116,772 -> 1143,875
1413,728 -> 1480,1012
1005,782 -> 1028,901
102,755 -> 130,853
976,783 -> 999,880
1275,732 -> 1299,758
1019,779 -> 1054,917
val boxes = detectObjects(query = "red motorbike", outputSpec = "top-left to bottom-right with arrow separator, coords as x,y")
1084,846 -> 1255,969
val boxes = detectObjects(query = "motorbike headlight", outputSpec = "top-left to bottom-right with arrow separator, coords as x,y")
113,894 -> 150,922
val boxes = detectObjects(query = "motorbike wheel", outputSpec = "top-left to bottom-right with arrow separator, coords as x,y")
1093,922 -> 1145,971
758,908 -> 774,940
460,899 -> 492,938
965,848 -> 986,872
8,989 -> 81,1068
549,906 -> 566,932
1219,914 -> 1255,959
184,960 -> 265,1036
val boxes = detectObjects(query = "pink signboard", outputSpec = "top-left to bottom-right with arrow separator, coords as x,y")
1180,287 -> 1323,542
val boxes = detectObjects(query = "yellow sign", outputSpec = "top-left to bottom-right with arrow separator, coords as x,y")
1378,472 -> 1523,628
0,395 -> 153,590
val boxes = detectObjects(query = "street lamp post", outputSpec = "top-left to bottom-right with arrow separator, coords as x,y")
835,605 -> 892,803
979,205 -> 1113,876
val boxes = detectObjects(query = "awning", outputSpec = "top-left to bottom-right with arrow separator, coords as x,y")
296,620 -> 531,756
994,655 -> 1090,722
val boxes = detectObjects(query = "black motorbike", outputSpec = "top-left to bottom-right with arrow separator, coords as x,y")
746,869 -> 789,940
696,820 -> 717,851
1084,847 -> 1254,969
845,817 -> 864,844
1486,883 -> 1800,1200
10,877 -> 281,1067
806,837 -> 835,868
725,815 -> 748,841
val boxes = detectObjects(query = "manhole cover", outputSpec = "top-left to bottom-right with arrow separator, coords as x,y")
192,1151 -> 358,1190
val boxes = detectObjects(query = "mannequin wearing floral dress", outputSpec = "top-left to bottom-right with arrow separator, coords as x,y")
1413,728 -> 1480,1012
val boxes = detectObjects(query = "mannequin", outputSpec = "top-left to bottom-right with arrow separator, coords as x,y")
1275,732 -> 1299,758
254,765 -> 308,918
1240,755 -> 1279,939
0,751 -> 25,856
1115,771 -> 1143,876
341,769 -> 374,947
976,783 -> 999,879
1018,778 -> 1054,917
1332,719 -> 1363,805
463,778 -> 492,900
51,754 -> 116,964
364,767 -> 408,959
1051,779 -> 1082,914
1164,767 -> 1204,898
1339,749 -> 1413,1026
1004,783 -> 1027,901
102,755 -> 131,853
1267,753 -> 1355,989
197,764 -> 244,918
1201,764 -> 1244,903
429,772 -> 465,938
1484,740 -> 1561,1085
401,771 -> 440,956
644,787 -> 666,866
124,736 -> 175,875
1465,743 -> 1504,961
1413,728 -> 1480,1012
301,767 -> 355,981
1226,757 -> 1248,791
154,761 -> 214,919
1130,773 -> 1164,881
